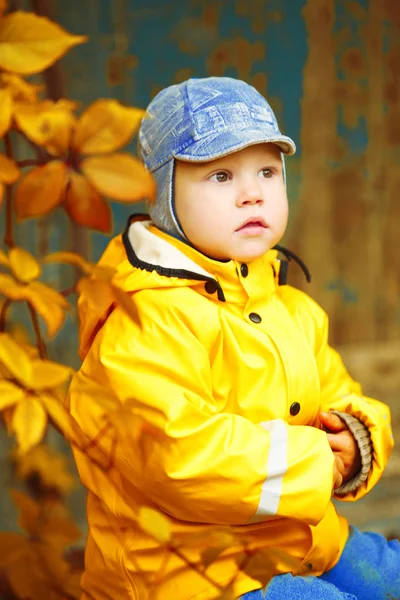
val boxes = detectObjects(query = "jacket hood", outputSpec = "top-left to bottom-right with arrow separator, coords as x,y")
77,216 -> 234,359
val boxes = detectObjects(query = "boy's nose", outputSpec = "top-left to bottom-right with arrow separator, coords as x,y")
236,183 -> 264,207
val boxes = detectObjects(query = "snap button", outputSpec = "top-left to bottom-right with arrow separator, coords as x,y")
305,562 -> 313,570
240,263 -> 248,277
290,402 -> 300,416
249,312 -> 262,323
205,280 -> 218,294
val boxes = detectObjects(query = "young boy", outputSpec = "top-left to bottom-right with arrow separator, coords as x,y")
68,77 -> 398,600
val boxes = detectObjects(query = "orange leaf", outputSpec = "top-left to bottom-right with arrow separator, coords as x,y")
24,281 -> 68,338
0,532 -> 25,568
0,273 -> 26,300
0,87 -> 13,137
82,153 -> 156,202
0,333 -> 32,385
0,380 -> 25,410
43,250 -> 92,274
15,160 -> 67,220
0,153 -> 20,184
72,99 -> 144,155
12,397 -> 48,453
0,0 -> 7,17
30,359 -> 73,390
64,171 -> 112,233
10,489 -> 40,535
0,11 -> 88,75
9,247 -> 41,282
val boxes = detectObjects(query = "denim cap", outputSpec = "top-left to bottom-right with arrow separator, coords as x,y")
139,77 -> 296,240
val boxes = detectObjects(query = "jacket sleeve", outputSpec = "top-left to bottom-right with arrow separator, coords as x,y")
312,302 -> 394,501
70,296 -> 336,527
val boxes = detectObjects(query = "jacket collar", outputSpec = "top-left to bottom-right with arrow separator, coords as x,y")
122,217 -> 282,304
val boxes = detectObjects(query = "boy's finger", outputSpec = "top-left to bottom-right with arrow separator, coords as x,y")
319,411 -> 347,432
326,433 -> 346,451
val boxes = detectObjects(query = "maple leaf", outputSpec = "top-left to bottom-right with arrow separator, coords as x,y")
0,333 -> 74,453
14,98 -> 156,233
0,246 -> 69,337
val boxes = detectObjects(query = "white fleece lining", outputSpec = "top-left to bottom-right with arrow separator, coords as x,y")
248,419 -> 288,523
128,220 -> 212,278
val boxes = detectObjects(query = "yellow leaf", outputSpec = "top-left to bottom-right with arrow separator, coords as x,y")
0,153 -> 20,184
0,11 -> 88,75
64,170 -> 112,233
43,250 -> 92,274
0,380 -> 25,410
10,489 -> 39,535
14,99 -> 77,152
41,513 -> 81,548
82,153 -> 156,202
0,248 -> 9,267
30,359 -> 73,390
25,281 -> 68,338
15,161 -> 67,220
12,396 -> 48,453
9,247 -> 41,282
0,87 -> 13,137
14,444 -> 76,495
72,99 -> 144,155
1,72 -> 43,103
0,333 -> 32,385
138,507 -> 171,544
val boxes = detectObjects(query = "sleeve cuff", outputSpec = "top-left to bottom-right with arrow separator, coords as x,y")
331,410 -> 372,496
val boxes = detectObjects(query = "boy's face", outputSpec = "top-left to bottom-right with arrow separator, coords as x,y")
174,143 -> 288,262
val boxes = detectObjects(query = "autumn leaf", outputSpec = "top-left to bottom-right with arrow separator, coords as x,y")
82,152 -> 156,202
0,11 -> 87,75
0,249 -> 69,338
0,335 -> 74,452
0,86 -> 12,137
64,170 -> 112,233
72,99 -> 144,155
138,507 -> 171,544
1,72 -> 43,103
15,160 -> 67,220
0,0 -> 7,17
9,247 -> 42,282
13,444 -> 76,495
0,153 -> 20,185
13,99 -> 78,152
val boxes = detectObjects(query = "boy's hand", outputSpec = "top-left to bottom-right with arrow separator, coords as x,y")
319,411 -> 362,485
333,453 -> 345,491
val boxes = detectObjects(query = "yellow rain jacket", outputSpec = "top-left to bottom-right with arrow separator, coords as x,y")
68,217 -> 393,600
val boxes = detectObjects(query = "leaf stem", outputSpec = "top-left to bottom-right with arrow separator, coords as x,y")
4,133 -> 15,249
0,299 -> 12,332
27,302 -> 47,359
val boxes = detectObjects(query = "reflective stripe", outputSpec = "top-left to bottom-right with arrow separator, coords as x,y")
248,419 -> 288,523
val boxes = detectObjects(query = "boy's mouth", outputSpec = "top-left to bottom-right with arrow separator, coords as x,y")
235,217 -> 267,232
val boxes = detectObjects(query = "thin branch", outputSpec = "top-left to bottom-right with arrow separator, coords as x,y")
4,134 -> 15,249
0,299 -> 12,332
169,546 -> 225,593
16,159 -> 43,169
27,302 -> 47,359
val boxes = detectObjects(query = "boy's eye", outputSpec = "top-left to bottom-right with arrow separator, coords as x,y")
209,171 -> 229,183
259,168 -> 273,178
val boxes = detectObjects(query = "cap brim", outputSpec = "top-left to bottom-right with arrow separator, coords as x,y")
174,128 -> 296,163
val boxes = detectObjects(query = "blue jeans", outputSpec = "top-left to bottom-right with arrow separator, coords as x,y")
241,527 -> 400,600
